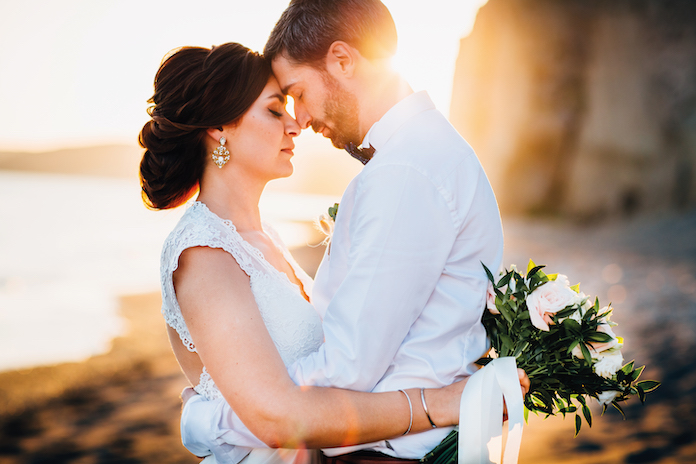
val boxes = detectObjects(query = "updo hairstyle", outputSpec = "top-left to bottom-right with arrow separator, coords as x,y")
139,43 -> 272,209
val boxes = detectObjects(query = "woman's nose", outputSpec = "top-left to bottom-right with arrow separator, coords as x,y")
286,117 -> 301,137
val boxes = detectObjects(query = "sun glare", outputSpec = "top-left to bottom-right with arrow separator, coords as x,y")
0,0 -> 488,151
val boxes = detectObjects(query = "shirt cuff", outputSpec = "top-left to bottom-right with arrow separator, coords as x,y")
181,395 -> 254,464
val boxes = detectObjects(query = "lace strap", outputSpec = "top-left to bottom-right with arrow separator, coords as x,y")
160,202 -> 264,351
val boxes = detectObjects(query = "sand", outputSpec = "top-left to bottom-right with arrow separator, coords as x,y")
0,212 -> 694,463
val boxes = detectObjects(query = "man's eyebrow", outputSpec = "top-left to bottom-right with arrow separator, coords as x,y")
280,83 -> 295,96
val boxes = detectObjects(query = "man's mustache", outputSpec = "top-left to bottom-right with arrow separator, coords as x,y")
311,121 -> 326,134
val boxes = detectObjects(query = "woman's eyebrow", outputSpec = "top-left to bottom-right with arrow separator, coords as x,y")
268,93 -> 286,104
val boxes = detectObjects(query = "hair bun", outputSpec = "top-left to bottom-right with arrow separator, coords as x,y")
138,43 -> 271,210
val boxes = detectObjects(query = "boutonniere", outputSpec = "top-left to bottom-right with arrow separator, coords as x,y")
316,203 -> 339,243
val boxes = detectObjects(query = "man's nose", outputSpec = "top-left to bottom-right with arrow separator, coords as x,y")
293,102 -> 312,130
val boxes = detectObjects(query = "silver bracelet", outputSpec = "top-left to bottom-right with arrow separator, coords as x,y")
398,389 -> 413,435
420,388 -> 437,428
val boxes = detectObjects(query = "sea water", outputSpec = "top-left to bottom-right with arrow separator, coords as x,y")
0,171 -> 337,372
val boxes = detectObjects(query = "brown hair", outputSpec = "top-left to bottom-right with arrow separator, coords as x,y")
139,43 -> 272,209
264,0 -> 397,66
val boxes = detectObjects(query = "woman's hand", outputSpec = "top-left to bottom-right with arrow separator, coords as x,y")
425,368 -> 531,426
181,386 -> 198,407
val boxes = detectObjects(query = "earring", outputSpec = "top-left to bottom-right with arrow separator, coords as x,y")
212,136 -> 230,168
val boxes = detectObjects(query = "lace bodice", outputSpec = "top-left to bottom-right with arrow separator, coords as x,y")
160,201 -> 324,400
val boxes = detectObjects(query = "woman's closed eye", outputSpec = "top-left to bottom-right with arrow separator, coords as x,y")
269,109 -> 283,117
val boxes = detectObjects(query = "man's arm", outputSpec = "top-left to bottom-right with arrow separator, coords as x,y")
288,164 -> 456,390
181,164 -> 457,459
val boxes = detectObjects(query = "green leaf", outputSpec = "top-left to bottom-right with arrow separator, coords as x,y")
563,319 -> 582,333
580,344 -> 592,364
499,304 -> 515,325
635,380 -> 660,393
621,361 -> 635,375
582,404 -> 592,427
526,259 -> 536,274
567,340 -> 580,354
574,414 -> 581,437
328,203 -> 339,221
556,306 -> 578,319
585,331 -> 614,343
637,386 -> 646,404
627,365 -> 645,382
498,272 -> 512,288
524,406 -> 529,423
482,262 -> 495,284
612,401 -> 626,419
527,265 -> 546,279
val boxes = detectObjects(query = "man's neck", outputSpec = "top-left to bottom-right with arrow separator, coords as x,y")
357,66 -> 414,142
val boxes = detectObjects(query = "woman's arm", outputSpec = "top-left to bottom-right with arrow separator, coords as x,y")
174,246 -> 465,449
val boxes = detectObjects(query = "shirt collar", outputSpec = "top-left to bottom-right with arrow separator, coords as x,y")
361,91 -> 436,153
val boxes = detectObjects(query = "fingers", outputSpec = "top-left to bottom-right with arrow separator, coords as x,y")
517,368 -> 531,397
181,386 -> 198,405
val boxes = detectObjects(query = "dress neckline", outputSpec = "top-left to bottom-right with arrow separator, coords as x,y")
192,201 -> 310,300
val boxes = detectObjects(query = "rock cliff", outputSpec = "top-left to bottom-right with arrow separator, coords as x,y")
450,0 -> 696,219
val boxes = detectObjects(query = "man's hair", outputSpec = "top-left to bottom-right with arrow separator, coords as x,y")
264,0 -> 398,66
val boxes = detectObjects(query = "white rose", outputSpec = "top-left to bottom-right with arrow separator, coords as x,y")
526,274 -> 578,331
593,352 -> 624,379
597,390 -> 620,405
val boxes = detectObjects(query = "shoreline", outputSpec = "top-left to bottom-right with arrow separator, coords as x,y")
0,292 -> 195,462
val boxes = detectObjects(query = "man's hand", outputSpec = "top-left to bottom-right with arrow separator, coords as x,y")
503,368 -> 530,422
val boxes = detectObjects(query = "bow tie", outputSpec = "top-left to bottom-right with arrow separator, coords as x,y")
345,142 -> 375,165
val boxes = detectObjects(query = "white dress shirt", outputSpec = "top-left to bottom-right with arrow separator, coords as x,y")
181,91 -> 504,461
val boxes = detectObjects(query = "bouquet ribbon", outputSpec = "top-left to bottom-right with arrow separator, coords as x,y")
458,357 -> 524,464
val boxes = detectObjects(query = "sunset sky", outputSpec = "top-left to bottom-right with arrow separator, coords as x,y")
0,0 -> 487,152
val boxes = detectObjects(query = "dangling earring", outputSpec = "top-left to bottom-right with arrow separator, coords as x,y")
212,136 -> 230,168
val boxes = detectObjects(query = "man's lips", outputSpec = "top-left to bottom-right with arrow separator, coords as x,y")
311,122 -> 330,138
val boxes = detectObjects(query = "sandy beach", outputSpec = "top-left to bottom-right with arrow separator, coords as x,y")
0,209 -> 694,463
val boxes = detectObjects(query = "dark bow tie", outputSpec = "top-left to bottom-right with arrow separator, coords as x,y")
345,142 -> 375,165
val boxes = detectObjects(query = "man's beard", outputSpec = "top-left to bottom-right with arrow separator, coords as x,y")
312,73 -> 361,150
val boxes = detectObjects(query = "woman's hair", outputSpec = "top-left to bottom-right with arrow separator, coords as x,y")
139,43 -> 272,209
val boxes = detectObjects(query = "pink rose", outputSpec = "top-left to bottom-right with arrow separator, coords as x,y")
526,275 -> 578,331
588,317 -> 620,354
486,281 -> 500,314
571,313 -> 622,360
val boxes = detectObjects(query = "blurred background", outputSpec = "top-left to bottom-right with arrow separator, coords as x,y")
0,0 -> 694,462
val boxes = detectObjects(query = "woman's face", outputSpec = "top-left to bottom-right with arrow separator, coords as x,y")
223,76 -> 300,182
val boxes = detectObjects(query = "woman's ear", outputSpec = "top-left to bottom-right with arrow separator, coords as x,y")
206,127 -> 224,142
325,41 -> 358,78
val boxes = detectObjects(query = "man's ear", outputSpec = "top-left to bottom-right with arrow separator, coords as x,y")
325,41 -> 358,78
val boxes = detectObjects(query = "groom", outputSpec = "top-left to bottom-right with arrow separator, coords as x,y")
182,0 -> 503,461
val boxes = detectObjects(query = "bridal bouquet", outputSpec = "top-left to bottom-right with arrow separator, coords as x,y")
422,260 -> 659,464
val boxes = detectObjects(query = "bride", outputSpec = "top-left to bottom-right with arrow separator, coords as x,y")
139,43 -> 528,463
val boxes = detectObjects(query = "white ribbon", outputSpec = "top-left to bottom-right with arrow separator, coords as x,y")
458,357 -> 524,464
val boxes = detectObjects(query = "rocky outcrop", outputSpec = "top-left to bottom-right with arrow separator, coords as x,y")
450,0 -> 696,219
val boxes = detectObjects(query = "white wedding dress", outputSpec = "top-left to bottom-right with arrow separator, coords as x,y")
160,201 -> 325,464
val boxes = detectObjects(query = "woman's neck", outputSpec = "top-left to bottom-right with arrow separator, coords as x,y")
197,169 -> 265,233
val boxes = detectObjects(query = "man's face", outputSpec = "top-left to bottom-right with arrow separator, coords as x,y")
272,55 -> 362,149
